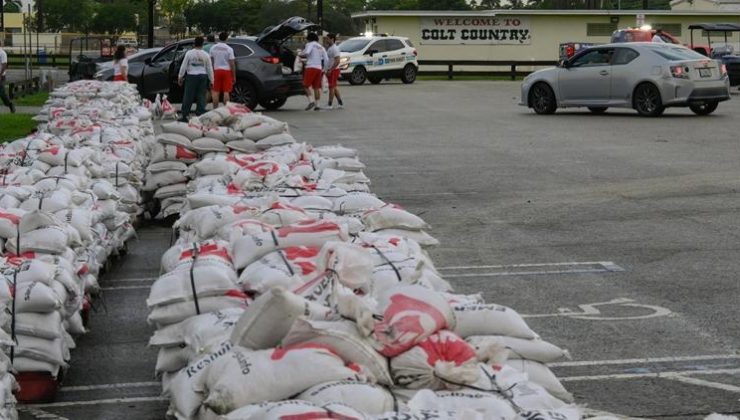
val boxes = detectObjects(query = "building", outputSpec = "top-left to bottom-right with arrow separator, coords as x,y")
351,10 -> 740,61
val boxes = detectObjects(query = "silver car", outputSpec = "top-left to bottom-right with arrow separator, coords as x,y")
521,42 -> 731,116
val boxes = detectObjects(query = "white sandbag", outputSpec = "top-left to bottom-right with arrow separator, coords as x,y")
20,189 -> 72,213
0,209 -> 25,239
150,307 -> 244,348
332,192 -> 386,214
143,170 -> 188,191
191,137 -> 230,153
472,363 -> 567,411
242,122 -> 287,141
373,409 -> 483,420
154,183 -> 188,200
151,143 -> 199,164
14,311 -> 64,340
15,335 -> 66,365
407,389 -> 516,420
505,359 -> 574,403
160,240 -> 234,274
229,287 -> 333,350
156,346 -> 190,373
314,145 -> 358,159
202,126 -> 243,142
282,318 -> 393,385
162,121 -> 204,140
156,133 -> 193,148
371,285 -> 455,357
256,132 -> 296,150
147,263 -> 238,308
452,304 -> 537,339
223,400 -> 366,420
390,330 -> 479,390
466,336 -> 569,364
237,246 -> 320,294
177,204 -> 260,240
202,345 -> 367,414
232,220 -> 349,269
363,205 -> 430,231
298,381 -> 397,415
11,357 -> 61,376
317,241 -> 374,290
374,229 -> 440,248
0,281 -> 62,313
148,294 -> 248,327
226,139 -> 258,153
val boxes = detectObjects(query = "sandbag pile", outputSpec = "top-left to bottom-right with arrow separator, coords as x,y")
146,106 -> 579,420
0,81 -> 153,393
0,335 -> 18,420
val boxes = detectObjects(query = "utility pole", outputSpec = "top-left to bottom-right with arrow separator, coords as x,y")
148,0 -> 155,48
317,0 -> 323,33
36,0 -> 43,32
1,1 -> 5,40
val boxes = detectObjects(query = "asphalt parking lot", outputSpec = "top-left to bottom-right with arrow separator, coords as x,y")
20,80 -> 740,419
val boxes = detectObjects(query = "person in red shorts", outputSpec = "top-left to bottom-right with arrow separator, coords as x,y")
323,33 -> 344,109
209,32 -> 236,109
113,45 -> 128,82
300,32 -> 328,111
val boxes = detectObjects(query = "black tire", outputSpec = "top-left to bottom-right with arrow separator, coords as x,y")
689,100 -> 719,116
259,97 -> 288,111
231,81 -> 258,110
529,83 -> 557,115
368,75 -> 382,85
588,107 -> 608,114
633,83 -> 665,117
401,64 -> 417,84
349,66 -> 367,85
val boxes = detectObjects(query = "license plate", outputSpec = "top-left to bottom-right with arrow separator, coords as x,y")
699,68 -> 712,78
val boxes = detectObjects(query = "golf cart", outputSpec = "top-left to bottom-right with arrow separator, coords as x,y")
689,23 -> 740,87
68,36 -> 137,81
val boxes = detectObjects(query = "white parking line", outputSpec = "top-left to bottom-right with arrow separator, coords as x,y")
550,354 -> 740,368
18,407 -> 70,420
559,367 -> 740,382
60,381 -> 161,392
24,396 -> 168,408
438,261 -> 625,278
437,261 -> 624,271
667,375 -> 740,393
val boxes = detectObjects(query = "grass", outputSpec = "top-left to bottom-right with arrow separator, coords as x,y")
14,91 -> 50,106
0,114 -> 37,143
418,74 -> 525,81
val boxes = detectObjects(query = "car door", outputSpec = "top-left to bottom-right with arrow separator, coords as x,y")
137,44 -> 179,98
558,48 -> 614,105
381,39 -> 407,72
365,40 -> 387,74
609,47 -> 640,106
166,42 -> 196,102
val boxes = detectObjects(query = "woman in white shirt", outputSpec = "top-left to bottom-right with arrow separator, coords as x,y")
113,45 -> 128,82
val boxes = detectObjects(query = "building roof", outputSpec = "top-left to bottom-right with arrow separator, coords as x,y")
352,9 -> 740,18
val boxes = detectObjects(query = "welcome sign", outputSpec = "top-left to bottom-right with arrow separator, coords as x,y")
420,16 -> 532,45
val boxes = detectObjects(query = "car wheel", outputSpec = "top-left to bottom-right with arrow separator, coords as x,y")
633,83 -> 665,117
259,97 -> 288,111
529,83 -> 557,115
231,81 -> 258,110
349,66 -> 367,85
368,75 -> 382,84
588,107 -> 608,114
689,100 -> 719,116
401,64 -> 417,84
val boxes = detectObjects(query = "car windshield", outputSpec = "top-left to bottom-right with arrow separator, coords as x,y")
650,46 -> 707,61
339,38 -> 371,53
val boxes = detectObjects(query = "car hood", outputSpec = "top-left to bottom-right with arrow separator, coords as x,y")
257,16 -> 318,45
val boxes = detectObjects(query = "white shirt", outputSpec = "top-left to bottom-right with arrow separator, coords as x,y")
0,48 -> 7,77
114,58 -> 128,77
652,34 -> 665,43
179,48 -> 214,82
303,41 -> 328,70
210,42 -> 235,71
326,44 -> 340,71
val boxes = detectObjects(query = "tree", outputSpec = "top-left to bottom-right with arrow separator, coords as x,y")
3,1 -> 22,12
40,0 -> 95,32
91,1 -> 139,34
417,0 -> 471,9
366,0 -> 420,9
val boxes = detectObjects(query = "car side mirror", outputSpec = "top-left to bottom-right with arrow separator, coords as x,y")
144,57 -> 152,65
367,49 -> 378,57
559,59 -> 569,68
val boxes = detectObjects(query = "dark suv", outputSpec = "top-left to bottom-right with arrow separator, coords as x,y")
129,17 -> 317,110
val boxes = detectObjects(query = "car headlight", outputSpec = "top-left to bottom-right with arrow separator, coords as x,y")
339,57 -> 350,64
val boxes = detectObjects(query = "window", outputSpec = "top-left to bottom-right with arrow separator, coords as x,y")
587,23 -> 617,37
384,39 -> 405,51
153,46 -> 177,63
655,24 -> 682,37
338,38 -> 371,53
612,48 -> 639,65
650,46 -> 706,61
367,41 -> 386,53
571,49 -> 614,67
229,44 -> 253,58
405,39 -> 415,48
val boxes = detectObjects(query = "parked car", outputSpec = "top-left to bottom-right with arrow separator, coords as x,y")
521,42 -> 730,117
130,16 -> 317,110
338,35 -> 418,85
94,48 -> 161,81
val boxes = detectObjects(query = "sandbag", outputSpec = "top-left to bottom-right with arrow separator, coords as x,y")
298,381 -> 397,415
466,335 -> 569,364
453,303 -> 537,339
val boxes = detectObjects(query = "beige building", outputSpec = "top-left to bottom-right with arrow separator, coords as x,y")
351,10 -> 740,61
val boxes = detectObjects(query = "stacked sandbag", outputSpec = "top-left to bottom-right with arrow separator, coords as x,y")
0,81 -> 152,402
144,110 -> 580,419
0,322 -> 18,419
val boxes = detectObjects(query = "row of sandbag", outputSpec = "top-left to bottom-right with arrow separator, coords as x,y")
144,108 -> 580,420
0,81 -> 154,401
146,103 -> 302,219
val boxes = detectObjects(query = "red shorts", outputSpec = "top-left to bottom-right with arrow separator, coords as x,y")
213,69 -> 234,93
327,68 -> 340,88
303,67 -> 323,89
113,74 -> 126,82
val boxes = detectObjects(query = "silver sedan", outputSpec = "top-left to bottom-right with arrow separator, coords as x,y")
521,42 -> 731,116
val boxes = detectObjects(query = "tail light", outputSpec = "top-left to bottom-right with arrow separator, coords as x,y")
720,63 -> 727,76
412,49 -> 418,57
261,56 -> 280,65
670,65 -> 689,79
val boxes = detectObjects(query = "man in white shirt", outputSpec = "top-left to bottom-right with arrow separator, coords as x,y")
652,29 -> 666,43
178,36 -> 214,121
324,33 -> 344,109
300,32 -> 328,111
0,44 -> 16,113
209,32 -> 236,109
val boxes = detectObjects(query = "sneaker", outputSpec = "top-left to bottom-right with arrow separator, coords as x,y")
305,102 -> 316,111
9,103 -> 16,114
314,105 -> 322,111
337,104 -> 344,109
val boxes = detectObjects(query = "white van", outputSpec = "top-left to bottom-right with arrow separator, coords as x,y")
338,35 -> 419,85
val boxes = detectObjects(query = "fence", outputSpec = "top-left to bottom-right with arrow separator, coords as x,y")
418,60 -> 558,80
5,77 -> 42,100
6,53 -> 70,67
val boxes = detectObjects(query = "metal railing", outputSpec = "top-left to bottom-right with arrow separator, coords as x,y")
418,60 -> 557,80
6,53 -> 70,67
6,77 -> 42,100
